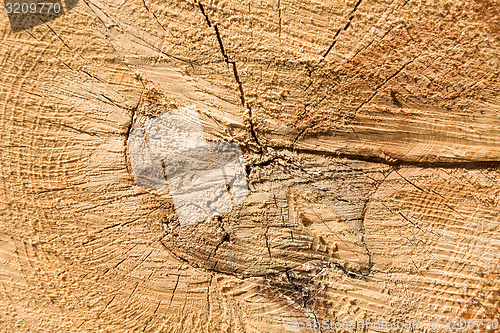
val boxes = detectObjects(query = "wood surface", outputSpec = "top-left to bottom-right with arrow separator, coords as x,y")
0,0 -> 499,332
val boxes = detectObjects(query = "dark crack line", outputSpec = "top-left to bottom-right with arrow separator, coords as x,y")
169,266 -> 182,307
345,0 -> 363,30
206,274 -> 213,321
297,0 -> 364,148
206,217 -> 229,267
162,230 -> 371,281
410,258 -> 426,277
381,202 -> 433,237
98,295 -> 116,318
319,0 -> 363,64
126,282 -> 139,303
253,144 -> 500,174
196,0 -> 263,154
85,0 -> 188,65
207,233 -> 228,263
197,1 -> 212,27
357,167 -> 396,275
264,224 -> 272,262
394,169 -> 425,192
43,21 -> 79,58
82,201 -> 168,245
348,22 -> 397,63
278,0 -> 282,36
351,53 -> 420,118
312,310 -> 325,333
319,29 -> 341,64
141,0 -> 168,33
398,211 -> 425,233
394,169 -> 466,219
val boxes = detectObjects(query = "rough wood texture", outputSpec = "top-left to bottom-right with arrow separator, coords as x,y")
0,0 -> 499,332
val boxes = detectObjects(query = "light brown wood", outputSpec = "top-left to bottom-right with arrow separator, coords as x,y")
0,0 -> 499,332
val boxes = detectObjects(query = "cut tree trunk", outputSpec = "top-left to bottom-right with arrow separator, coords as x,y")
0,0 -> 499,332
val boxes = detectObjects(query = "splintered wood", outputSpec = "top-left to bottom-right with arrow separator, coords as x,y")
0,0 -> 499,332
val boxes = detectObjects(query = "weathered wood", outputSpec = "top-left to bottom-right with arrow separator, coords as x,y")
0,0 -> 499,332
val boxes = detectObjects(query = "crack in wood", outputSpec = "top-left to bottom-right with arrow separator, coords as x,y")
272,145 -> 500,170
196,0 -> 263,153
351,53 -> 421,118
320,0 -> 363,64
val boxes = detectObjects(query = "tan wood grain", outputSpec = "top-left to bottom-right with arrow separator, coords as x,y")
0,0 -> 499,332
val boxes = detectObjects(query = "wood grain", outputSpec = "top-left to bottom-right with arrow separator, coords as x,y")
0,0 -> 499,332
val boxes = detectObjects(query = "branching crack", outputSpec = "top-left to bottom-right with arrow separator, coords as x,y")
206,216 -> 230,269
124,78 -> 145,177
196,0 -> 263,154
